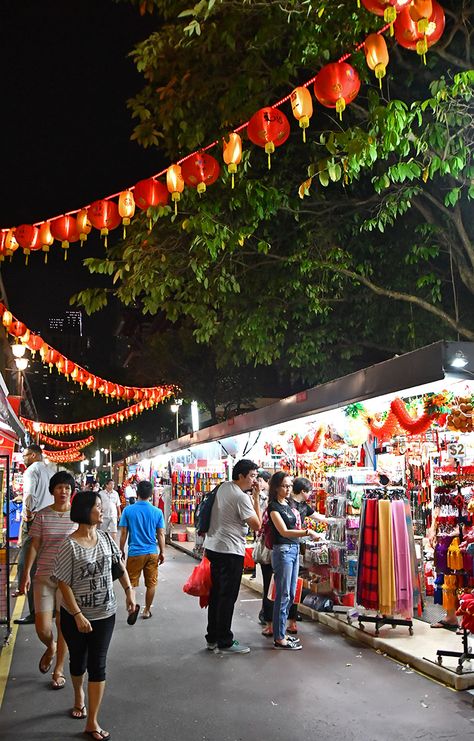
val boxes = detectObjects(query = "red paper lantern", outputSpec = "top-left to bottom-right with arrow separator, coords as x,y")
27,333 -> 44,355
133,178 -> 169,210
50,216 -> 79,260
394,0 -> 445,58
45,348 -> 61,369
365,34 -> 390,86
63,360 -> 76,378
88,200 -> 121,246
77,209 -> 92,246
166,165 -> 185,214
361,0 -> 411,34
247,107 -> 290,169
15,224 -> 40,265
5,229 -> 19,258
181,153 -> 221,195
0,232 -> 7,262
314,62 -> 361,119
290,87 -> 313,142
38,222 -> 54,263
9,321 -> 27,338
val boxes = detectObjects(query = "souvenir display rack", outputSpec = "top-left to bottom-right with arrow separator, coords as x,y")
171,469 -> 225,525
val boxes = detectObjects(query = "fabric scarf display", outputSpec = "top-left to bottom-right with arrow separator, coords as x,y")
447,537 -> 463,570
356,498 -> 379,610
391,499 -> 413,618
378,500 -> 396,615
403,500 -> 422,616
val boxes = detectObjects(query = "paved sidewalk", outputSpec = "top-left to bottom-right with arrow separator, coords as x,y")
0,547 -> 473,741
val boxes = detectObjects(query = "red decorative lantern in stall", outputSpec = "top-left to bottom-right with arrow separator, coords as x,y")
181,152 -> 220,195
222,133 -> 242,189
118,190 -> 136,237
133,178 -> 169,210
364,34 -> 390,86
15,224 -> 40,265
27,333 -> 44,356
247,107 -> 290,169
394,0 -> 445,60
290,87 -> 313,142
76,209 -> 92,246
166,165 -> 185,215
38,222 -> 54,263
50,216 -> 79,260
88,200 -> 121,247
361,0 -> 411,35
314,62 -> 361,119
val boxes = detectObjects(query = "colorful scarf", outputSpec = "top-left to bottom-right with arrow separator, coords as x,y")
378,500 -> 396,615
356,499 -> 379,610
403,500 -> 421,616
391,499 -> 413,618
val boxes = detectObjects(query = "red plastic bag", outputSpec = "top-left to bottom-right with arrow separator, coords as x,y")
243,548 -> 255,570
183,556 -> 212,600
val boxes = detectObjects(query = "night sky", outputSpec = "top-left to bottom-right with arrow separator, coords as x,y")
0,0 -> 162,386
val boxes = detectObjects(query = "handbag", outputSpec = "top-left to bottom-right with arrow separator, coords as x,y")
252,536 -> 272,565
105,532 -> 125,581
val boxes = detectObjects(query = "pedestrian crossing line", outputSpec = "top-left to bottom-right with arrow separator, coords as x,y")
0,595 -> 25,710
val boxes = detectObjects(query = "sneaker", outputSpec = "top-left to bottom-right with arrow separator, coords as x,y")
206,642 -> 217,650
215,641 -> 250,654
273,640 -> 302,651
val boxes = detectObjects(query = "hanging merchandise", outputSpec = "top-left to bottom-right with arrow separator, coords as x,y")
247,107 -> 291,169
222,132 -> 242,188
290,87 -> 313,142
181,152 -> 220,195
313,62 -> 361,120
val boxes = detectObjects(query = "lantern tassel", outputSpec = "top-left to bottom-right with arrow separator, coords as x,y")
231,173 -> 235,189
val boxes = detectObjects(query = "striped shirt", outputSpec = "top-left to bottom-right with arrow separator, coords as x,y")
29,506 -> 77,577
52,530 -> 119,621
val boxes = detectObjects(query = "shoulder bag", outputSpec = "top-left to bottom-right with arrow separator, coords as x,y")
105,532 -> 125,581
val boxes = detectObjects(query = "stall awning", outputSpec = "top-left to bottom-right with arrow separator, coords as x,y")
0,374 -> 24,442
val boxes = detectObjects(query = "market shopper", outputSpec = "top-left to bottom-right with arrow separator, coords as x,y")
53,491 -> 135,741
124,481 -> 137,506
99,479 -> 121,545
15,444 -> 54,625
204,459 -> 262,654
119,479 -> 165,619
268,471 -> 319,650
19,471 -> 77,688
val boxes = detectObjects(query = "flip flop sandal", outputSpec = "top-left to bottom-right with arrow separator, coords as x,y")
142,611 -> 152,620
84,730 -> 111,740
70,706 -> 87,719
51,674 -> 66,690
261,629 -> 273,637
39,649 -> 55,674
430,620 -> 458,631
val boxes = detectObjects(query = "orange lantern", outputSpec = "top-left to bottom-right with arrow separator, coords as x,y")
133,178 -> 169,210
45,348 -> 61,371
290,87 -> 313,142
0,231 -> 7,262
9,320 -> 27,338
166,165 -> 185,215
88,200 -> 121,247
118,190 -> 136,237
5,229 -> 19,259
409,0 -> 433,33
361,0 -> 411,35
181,152 -> 220,195
63,360 -> 76,379
76,209 -> 92,246
15,224 -> 40,265
222,133 -> 242,188
247,107 -> 291,169
38,222 -> 54,263
364,34 -> 389,86
394,0 -> 445,60
50,216 -> 79,260
27,333 -> 44,356
313,62 -> 361,119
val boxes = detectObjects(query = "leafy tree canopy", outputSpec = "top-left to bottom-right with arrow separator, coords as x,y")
74,0 -> 474,391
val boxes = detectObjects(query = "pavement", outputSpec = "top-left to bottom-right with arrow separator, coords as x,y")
0,547 -> 473,741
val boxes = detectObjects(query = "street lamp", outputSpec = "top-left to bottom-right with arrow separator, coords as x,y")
170,398 -> 183,438
191,400 -> 200,432
12,344 -> 26,358
14,357 -> 28,371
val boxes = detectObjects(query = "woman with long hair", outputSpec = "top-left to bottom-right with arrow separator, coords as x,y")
268,471 -> 318,650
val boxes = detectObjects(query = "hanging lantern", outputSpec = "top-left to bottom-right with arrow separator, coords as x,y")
409,0 -> 433,34
313,62 -> 361,119
166,165 -> 185,215
394,1 -> 445,60
361,0 -> 411,35
133,178 -> 169,210
181,152 -> 220,195
364,34 -> 390,87
38,222 -> 54,263
45,348 -> 61,371
0,232 -> 7,262
76,209 -> 92,246
118,190 -> 136,237
247,107 -> 290,169
27,334 -> 44,356
50,216 -> 80,260
15,224 -> 40,265
9,320 -> 27,338
88,200 -> 121,247
290,87 -> 313,142
222,133 -> 242,188
2,309 -> 12,328
5,229 -> 19,259
62,359 -> 76,379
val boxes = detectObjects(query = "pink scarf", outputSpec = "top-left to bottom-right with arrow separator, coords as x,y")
391,500 -> 413,618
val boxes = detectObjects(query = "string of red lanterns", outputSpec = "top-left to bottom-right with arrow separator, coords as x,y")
0,302 -> 177,404
0,3 -> 445,263
39,433 -> 95,450
43,448 -> 85,463
21,396 -> 158,436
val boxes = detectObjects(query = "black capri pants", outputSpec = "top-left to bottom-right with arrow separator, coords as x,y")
60,608 -> 115,682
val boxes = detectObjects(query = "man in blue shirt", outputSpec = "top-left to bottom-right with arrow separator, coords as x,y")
119,480 -> 165,619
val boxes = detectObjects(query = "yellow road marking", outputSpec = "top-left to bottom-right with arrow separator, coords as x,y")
0,594 -> 25,710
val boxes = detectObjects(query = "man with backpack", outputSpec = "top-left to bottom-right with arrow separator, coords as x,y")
203,459 -> 261,654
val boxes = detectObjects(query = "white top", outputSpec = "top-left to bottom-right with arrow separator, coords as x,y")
204,481 -> 255,556
124,485 -> 136,500
99,489 -> 121,521
23,461 -> 53,514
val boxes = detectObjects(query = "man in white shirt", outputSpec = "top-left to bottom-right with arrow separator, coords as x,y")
15,444 -> 53,625
99,478 -> 122,544
204,459 -> 261,654
124,482 -> 137,505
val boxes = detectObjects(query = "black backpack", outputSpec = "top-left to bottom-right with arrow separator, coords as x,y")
195,484 -> 220,536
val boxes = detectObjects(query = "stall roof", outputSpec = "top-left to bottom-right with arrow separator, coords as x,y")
0,374 -> 24,442
129,341 -> 474,462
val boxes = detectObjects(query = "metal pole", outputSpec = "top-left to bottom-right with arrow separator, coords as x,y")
109,448 -> 113,478
175,410 -> 179,439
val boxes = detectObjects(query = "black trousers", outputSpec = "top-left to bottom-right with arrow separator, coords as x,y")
60,608 -> 115,682
260,562 -> 298,623
205,549 -> 244,648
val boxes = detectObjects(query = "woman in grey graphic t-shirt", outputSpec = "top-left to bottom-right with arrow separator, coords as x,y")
53,491 -> 135,741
